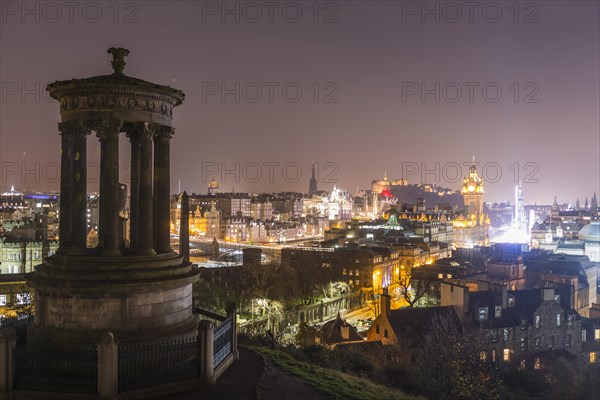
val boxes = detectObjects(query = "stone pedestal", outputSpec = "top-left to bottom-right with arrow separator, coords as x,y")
28,251 -> 198,343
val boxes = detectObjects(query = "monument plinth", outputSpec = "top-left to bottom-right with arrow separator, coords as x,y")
26,48 -> 199,345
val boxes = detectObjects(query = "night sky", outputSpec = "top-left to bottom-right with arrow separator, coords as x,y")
1,1 -> 598,204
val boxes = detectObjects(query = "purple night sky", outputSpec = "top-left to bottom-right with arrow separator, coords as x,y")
1,1 -> 598,204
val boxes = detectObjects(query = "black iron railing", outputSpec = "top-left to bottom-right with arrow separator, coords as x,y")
0,315 -> 32,348
213,316 -> 233,368
13,345 -> 98,394
118,335 -> 199,393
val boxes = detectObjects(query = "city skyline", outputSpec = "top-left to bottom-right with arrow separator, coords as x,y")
1,1 -> 598,204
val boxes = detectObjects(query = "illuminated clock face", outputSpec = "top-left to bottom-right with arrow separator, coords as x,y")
468,185 -> 475,192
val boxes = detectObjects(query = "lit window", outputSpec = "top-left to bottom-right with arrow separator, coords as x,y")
15,294 -> 28,305
503,349 -> 510,362
503,329 -> 510,342
479,351 -> 487,361
495,306 -> 502,318
554,294 -> 560,303
438,273 -> 443,279
534,315 -> 541,328
534,337 -> 541,349
508,296 -> 515,307
595,329 -> 600,340
492,350 -> 496,362
582,330 -> 587,342
520,337 -> 526,351
568,315 -> 575,326
556,314 -> 562,327
491,330 -> 499,343
0,295 -> 6,306
519,359 -> 526,370
343,269 -> 346,275
479,307 -> 488,321
534,358 -> 541,370
591,353 -> 597,364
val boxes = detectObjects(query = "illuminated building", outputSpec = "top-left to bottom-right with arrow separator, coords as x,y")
205,202 -> 222,240
208,177 -> 219,195
250,200 -> 273,221
303,187 -> 353,221
453,160 -> 490,247
189,206 -> 207,237
370,173 -> 406,216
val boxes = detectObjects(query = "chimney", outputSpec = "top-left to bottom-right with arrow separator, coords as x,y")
381,287 -> 391,315
541,287 -> 555,301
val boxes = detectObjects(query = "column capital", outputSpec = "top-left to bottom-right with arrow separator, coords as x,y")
94,120 -> 122,140
123,122 -> 154,143
58,121 -> 90,139
153,125 -> 174,144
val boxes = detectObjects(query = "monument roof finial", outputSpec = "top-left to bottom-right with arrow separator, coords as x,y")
107,47 -> 130,75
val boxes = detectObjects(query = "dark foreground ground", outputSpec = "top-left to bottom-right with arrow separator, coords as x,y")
162,347 -> 330,400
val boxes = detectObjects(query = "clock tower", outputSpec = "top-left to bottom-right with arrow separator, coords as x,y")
462,159 -> 485,226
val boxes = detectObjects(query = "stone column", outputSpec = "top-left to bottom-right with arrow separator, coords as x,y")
180,191 -> 190,263
153,125 -> 174,253
72,122 -> 90,254
138,124 -> 155,255
96,120 -> 122,257
57,122 -> 75,254
126,124 -> 141,251
0,328 -> 16,400
97,332 -> 117,399
198,320 -> 216,384
125,123 -> 155,255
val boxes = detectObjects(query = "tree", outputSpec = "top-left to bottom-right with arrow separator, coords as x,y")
317,281 -> 350,300
295,321 -> 318,347
395,267 -> 433,308
417,312 -> 502,400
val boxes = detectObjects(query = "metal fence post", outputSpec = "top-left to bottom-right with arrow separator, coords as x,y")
0,328 -> 16,400
226,303 -> 239,360
98,332 -> 117,399
198,320 -> 215,385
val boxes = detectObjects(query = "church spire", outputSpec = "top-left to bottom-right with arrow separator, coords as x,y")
309,163 -> 317,194
591,192 -> 598,213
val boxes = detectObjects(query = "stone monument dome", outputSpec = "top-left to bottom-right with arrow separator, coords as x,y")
578,222 -> 600,242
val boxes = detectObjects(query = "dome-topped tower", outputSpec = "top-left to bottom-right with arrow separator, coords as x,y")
461,158 -> 485,225
27,49 -> 199,346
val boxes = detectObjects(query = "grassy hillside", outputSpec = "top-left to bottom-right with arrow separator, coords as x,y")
251,346 -> 424,400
